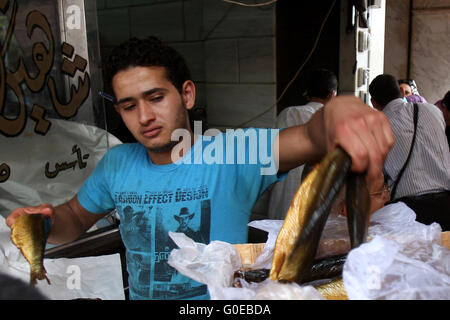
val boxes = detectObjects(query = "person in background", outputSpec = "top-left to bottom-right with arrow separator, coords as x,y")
398,79 -> 420,97
398,80 -> 412,98
276,68 -> 338,128
5,37 -> 394,300
369,74 -> 450,231
335,171 -> 390,217
399,79 -> 429,104
367,172 -> 391,215
252,68 -> 339,221
406,94 -> 427,104
435,90 -> 450,148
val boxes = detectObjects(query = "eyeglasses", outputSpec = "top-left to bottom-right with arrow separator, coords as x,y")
369,184 -> 391,197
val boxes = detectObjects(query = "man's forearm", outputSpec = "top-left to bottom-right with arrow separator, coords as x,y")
47,202 -> 87,244
47,196 -> 106,244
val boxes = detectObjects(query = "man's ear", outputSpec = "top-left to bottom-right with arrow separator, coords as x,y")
326,90 -> 337,102
370,98 -> 378,109
370,98 -> 384,111
182,80 -> 196,110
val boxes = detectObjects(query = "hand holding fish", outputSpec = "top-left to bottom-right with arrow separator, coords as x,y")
6,203 -> 55,229
277,96 -> 394,185
9,212 -> 52,286
5,197 -> 108,286
6,204 -> 55,286
320,95 -> 394,183
7,196 -> 109,245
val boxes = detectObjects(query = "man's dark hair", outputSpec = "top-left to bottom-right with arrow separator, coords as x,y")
442,90 -> 450,111
104,36 -> 191,94
306,68 -> 338,100
369,74 -> 402,107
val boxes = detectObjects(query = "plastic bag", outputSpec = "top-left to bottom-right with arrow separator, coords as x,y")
167,231 -> 324,300
167,231 -> 242,299
168,202 -> 450,300
343,236 -> 450,300
343,202 -> 450,300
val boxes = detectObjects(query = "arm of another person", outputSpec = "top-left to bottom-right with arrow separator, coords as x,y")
276,96 -> 394,184
6,195 -> 108,245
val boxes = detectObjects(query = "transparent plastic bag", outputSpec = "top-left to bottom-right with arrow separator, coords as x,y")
342,202 -> 449,300
168,202 -> 449,300
167,231 -> 324,300
343,235 -> 450,300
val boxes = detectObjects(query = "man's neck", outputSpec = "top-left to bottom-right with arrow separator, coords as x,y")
309,97 -> 326,104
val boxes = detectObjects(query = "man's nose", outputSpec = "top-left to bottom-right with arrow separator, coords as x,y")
138,101 -> 156,124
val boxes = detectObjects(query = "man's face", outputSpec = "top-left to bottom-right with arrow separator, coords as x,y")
399,83 -> 412,97
113,66 -> 194,154
177,216 -> 191,231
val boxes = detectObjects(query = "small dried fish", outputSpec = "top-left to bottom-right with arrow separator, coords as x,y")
11,214 -> 51,286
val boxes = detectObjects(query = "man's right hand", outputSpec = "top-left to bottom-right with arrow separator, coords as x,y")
5,196 -> 107,245
6,204 -> 55,229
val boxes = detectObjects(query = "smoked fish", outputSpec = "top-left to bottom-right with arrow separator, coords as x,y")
314,277 -> 348,300
270,147 -> 351,282
11,214 -> 51,286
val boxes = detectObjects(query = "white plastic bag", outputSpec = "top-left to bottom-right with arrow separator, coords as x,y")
343,235 -> 450,300
167,231 -> 324,300
343,202 -> 450,300
168,202 -> 450,300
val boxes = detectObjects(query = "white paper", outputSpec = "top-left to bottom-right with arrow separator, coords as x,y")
0,215 -> 125,300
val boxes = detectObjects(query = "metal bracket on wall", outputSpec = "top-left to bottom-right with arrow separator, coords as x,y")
358,30 -> 370,52
357,67 -> 369,87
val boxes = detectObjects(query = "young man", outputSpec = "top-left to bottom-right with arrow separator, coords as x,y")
6,37 -> 393,300
369,74 -> 450,231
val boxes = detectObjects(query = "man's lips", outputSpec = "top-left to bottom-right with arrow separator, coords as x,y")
142,126 -> 162,138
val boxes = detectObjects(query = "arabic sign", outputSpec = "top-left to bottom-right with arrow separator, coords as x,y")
0,0 -> 115,219
45,144 -> 89,179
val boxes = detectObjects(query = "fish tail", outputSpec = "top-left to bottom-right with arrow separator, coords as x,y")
346,172 -> 370,248
30,266 -> 50,286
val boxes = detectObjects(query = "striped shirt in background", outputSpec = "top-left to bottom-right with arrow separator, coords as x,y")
382,98 -> 450,200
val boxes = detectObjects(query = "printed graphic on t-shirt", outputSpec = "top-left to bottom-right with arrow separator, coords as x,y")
115,185 -> 211,299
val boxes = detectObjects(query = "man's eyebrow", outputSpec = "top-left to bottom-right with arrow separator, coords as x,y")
115,88 -> 168,105
115,97 -> 133,106
143,88 -> 168,96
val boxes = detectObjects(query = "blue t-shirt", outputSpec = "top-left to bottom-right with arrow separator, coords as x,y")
78,128 -> 280,300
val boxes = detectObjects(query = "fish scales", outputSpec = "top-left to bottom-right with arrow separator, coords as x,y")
11,214 -> 51,286
346,172 -> 370,248
314,277 -> 348,300
270,147 -> 351,282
